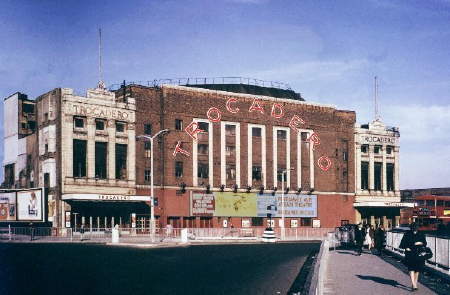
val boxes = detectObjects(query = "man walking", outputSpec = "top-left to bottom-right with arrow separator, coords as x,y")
354,223 -> 365,255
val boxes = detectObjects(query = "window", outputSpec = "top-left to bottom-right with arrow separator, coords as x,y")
361,161 -> 369,190
386,163 -> 395,191
144,124 -> 152,135
115,144 -> 127,180
343,151 -> 348,161
277,130 -> 287,140
144,141 -> 151,158
73,139 -> 87,177
301,132 -> 308,141
301,218 -> 312,227
198,144 -> 208,155
21,123 -> 27,129
226,145 -> 235,157
95,142 -> 107,179
175,162 -> 183,178
45,144 -> 48,154
277,168 -> 286,182
28,121 -> 36,131
252,128 -> 261,137
74,116 -> 85,128
95,119 -> 105,131
116,121 -> 126,133
44,113 -> 49,121
426,200 -> 434,206
198,122 -> 209,132
23,103 -> 34,113
445,201 -> 450,207
386,146 -> 393,155
226,164 -> 236,180
144,169 -> 151,182
198,162 -> 209,178
374,162 -> 382,190
175,119 -> 183,131
225,125 -> 236,136
341,220 -> 349,226
251,217 -> 263,226
374,145 -> 382,154
437,200 -> 444,206
361,145 -> 368,153
252,165 -> 262,181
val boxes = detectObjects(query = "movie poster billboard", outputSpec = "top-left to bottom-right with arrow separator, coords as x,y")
257,194 -> 317,218
192,193 -> 215,216
17,189 -> 44,221
214,192 -> 257,217
0,192 -> 16,221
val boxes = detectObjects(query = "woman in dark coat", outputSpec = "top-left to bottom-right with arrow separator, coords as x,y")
399,223 -> 427,291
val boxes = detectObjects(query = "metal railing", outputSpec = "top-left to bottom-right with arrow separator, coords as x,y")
108,77 -> 292,91
386,231 -> 450,275
1,226 -> 333,243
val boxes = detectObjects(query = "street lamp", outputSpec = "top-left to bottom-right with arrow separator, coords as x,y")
137,129 -> 170,241
281,168 -> 294,240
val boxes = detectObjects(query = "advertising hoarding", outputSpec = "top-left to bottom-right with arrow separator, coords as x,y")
17,189 -> 44,221
0,192 -> 16,221
192,193 -> 215,216
257,194 -> 317,218
214,192 -> 257,217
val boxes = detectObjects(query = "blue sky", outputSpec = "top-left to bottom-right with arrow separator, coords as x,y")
1,0 -> 449,189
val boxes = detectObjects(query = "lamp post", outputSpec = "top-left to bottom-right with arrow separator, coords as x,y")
137,129 -> 170,241
281,171 -> 286,240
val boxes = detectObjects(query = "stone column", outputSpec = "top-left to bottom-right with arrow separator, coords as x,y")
355,144 -> 361,193
394,146 -> 400,194
107,119 -> 116,182
127,123 -> 136,182
87,118 -> 96,180
355,209 -> 362,224
370,215 -> 375,227
382,145 -> 387,192
369,145 -> 374,191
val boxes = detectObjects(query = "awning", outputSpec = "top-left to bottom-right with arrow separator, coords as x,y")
354,201 -> 414,208
62,194 -> 150,202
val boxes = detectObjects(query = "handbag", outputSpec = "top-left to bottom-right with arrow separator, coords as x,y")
417,246 -> 433,260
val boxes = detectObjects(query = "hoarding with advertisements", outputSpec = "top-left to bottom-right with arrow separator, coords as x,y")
192,193 -> 215,216
214,192 -> 257,217
17,189 -> 44,221
0,192 -> 17,221
257,194 -> 317,217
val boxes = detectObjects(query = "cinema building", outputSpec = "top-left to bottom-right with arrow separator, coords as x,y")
2,78 -> 407,230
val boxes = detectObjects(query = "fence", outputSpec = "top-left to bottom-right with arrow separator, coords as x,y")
386,231 -> 450,275
1,227 -> 333,243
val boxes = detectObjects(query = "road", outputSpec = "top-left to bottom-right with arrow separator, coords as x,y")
0,242 -> 320,295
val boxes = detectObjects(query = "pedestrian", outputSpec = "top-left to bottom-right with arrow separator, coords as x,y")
399,222 -> 427,291
354,223 -> 365,255
374,225 -> 386,255
364,224 -> 373,252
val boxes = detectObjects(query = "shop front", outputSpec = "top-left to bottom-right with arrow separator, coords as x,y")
62,194 -> 150,230
354,201 -> 414,229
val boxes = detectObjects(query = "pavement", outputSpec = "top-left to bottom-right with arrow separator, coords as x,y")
324,248 -> 436,295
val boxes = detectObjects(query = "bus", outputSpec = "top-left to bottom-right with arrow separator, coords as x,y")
413,195 -> 450,231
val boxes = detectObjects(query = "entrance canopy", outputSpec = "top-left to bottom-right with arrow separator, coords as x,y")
62,194 -> 150,202
354,201 -> 414,208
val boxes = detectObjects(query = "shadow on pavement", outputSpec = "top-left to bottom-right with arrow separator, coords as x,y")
356,274 -> 411,291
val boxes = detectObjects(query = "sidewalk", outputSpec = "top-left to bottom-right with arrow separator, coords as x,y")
323,248 -> 436,295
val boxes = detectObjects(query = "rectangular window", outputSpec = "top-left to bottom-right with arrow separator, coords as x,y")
343,151 -> 348,161
251,217 -> 263,226
374,145 -> 382,154
144,124 -> 152,135
198,162 -> 209,178
198,144 -> 208,155
444,201 -> 450,207
225,145 -> 235,157
95,119 -> 105,131
277,130 -> 287,140
386,146 -> 393,155
95,142 -> 107,179
23,103 -> 34,113
226,164 -> 236,180
426,200 -> 434,206
73,139 -> 87,177
374,162 -> 382,190
175,119 -> 183,131
277,168 -> 286,182
361,145 -> 368,153
225,125 -> 236,136
386,163 -> 395,191
144,169 -> 151,182
116,121 -> 126,133
115,144 -> 127,180
252,165 -> 262,181
252,127 -> 261,137
175,161 -> 183,178
361,161 -> 369,190
74,116 -> 85,128
437,200 -> 444,206
301,132 -> 308,141
198,122 -> 209,132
